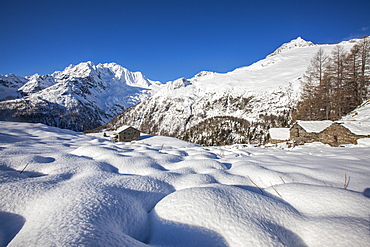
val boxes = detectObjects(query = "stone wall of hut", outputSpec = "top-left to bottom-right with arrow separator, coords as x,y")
290,123 -> 320,144
319,123 -> 365,146
118,128 -> 140,142
270,139 -> 288,144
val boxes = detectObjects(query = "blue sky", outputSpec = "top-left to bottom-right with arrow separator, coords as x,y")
1,0 -> 369,82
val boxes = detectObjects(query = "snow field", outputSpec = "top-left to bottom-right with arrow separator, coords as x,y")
0,121 -> 369,246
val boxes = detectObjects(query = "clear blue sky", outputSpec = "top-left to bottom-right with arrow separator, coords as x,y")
1,0 -> 369,82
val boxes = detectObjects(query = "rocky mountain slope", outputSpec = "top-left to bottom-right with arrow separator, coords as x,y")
0,62 -> 161,131
104,37 -> 358,145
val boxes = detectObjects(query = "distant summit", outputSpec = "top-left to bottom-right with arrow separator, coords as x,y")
267,37 -> 315,57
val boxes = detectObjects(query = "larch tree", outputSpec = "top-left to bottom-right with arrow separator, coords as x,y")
324,45 -> 348,118
294,48 -> 329,120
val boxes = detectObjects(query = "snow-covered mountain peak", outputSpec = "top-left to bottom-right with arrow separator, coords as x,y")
160,77 -> 191,92
193,71 -> 216,79
267,37 -> 315,57
189,71 -> 217,83
59,61 -> 97,78
0,74 -> 28,100
96,62 -> 161,88
97,62 -> 127,75
18,73 -> 55,95
0,61 -> 163,131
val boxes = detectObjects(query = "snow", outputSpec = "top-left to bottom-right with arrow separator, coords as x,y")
1,121 -> 369,246
0,61 -> 163,131
342,100 -> 370,122
341,122 -> 370,136
269,128 -> 290,140
115,125 -> 136,133
340,100 -> 370,135
296,120 -> 333,133
0,74 -> 27,101
267,36 -> 315,57
356,138 -> 370,146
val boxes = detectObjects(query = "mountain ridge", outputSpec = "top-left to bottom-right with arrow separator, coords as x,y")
0,62 -> 162,131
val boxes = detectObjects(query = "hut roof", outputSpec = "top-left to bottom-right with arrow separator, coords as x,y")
338,121 -> 370,136
296,120 -> 333,133
269,128 -> 290,140
115,125 -> 139,133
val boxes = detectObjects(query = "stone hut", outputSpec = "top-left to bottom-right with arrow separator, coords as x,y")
326,121 -> 370,146
290,120 -> 333,145
290,120 -> 370,146
269,128 -> 290,144
110,126 -> 140,142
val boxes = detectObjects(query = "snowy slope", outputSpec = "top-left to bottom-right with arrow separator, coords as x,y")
0,74 -> 28,101
0,121 -> 369,246
0,62 -> 162,131
341,99 -> 370,123
339,100 -> 370,135
107,37 -> 357,142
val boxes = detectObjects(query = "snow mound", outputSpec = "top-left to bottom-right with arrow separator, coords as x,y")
150,185 -> 302,247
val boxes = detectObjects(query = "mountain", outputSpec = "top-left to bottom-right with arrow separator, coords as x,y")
104,37 -> 359,145
0,62 -> 161,131
0,74 -> 28,100
0,37 -> 363,141
266,36 -> 315,57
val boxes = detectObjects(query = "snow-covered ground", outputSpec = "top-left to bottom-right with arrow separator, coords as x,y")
0,121 -> 369,246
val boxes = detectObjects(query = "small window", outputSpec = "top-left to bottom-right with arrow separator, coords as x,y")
296,128 -> 299,137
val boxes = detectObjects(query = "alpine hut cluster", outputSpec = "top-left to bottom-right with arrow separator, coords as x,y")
270,120 -> 370,147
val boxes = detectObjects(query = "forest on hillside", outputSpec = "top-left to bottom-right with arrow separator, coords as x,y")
293,36 -> 370,121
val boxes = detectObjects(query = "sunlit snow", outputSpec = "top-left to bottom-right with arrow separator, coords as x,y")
1,121 -> 369,246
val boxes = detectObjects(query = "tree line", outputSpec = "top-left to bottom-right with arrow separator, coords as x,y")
293,36 -> 370,121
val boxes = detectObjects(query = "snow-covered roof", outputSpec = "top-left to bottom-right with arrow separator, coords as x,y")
269,128 -> 290,140
114,125 -> 138,133
339,121 -> 370,136
296,120 -> 333,133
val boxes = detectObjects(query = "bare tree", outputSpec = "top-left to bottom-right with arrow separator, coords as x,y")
325,45 -> 347,118
294,48 -> 329,120
294,37 -> 369,121
348,36 -> 370,104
